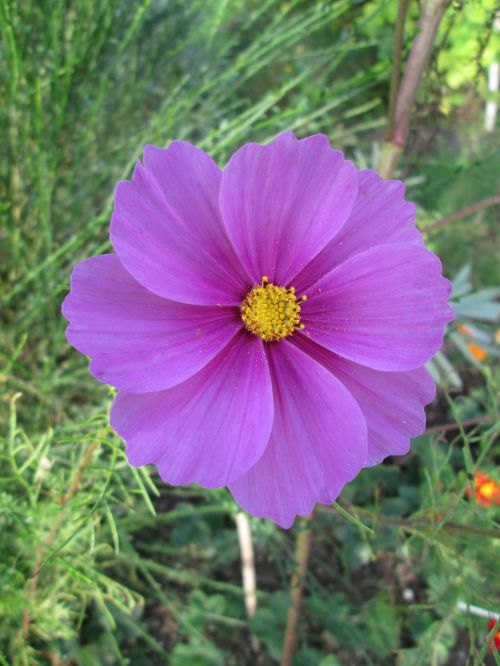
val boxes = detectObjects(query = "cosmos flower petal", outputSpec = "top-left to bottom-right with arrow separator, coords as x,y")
111,141 -> 248,306
219,131 -> 358,285
62,254 -> 241,393
294,169 -> 422,292
110,332 -> 274,488
302,243 -> 454,371
292,334 -> 436,465
229,341 -> 367,528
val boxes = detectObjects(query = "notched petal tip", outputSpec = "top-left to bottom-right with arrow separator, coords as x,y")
111,139 -> 247,305
220,129 -> 358,286
302,243 -> 456,371
61,254 -> 241,393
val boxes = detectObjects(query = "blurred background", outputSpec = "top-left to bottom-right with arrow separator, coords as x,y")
1,1 -> 499,664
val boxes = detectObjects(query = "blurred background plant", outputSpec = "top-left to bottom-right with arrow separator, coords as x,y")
0,0 -> 499,664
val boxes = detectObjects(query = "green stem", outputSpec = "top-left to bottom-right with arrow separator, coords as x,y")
280,514 -> 314,666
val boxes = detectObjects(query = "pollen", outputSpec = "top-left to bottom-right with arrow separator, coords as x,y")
241,277 -> 306,342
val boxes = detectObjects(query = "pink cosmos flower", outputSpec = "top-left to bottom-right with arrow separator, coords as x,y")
62,132 -> 453,528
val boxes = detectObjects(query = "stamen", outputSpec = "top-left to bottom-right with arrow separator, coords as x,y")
240,276 -> 307,342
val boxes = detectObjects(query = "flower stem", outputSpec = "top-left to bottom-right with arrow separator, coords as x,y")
235,512 -> 260,651
385,0 -> 411,141
236,512 -> 257,619
280,514 -> 314,666
378,0 -> 450,179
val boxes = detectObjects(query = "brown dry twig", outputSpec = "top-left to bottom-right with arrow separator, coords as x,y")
319,504 -> 500,541
424,415 -> 495,435
422,194 -> 500,233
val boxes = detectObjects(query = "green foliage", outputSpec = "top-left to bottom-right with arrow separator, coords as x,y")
251,591 -> 289,659
1,0 -> 499,664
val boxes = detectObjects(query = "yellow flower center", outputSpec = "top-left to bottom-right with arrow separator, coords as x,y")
241,276 -> 306,342
479,481 -> 496,498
